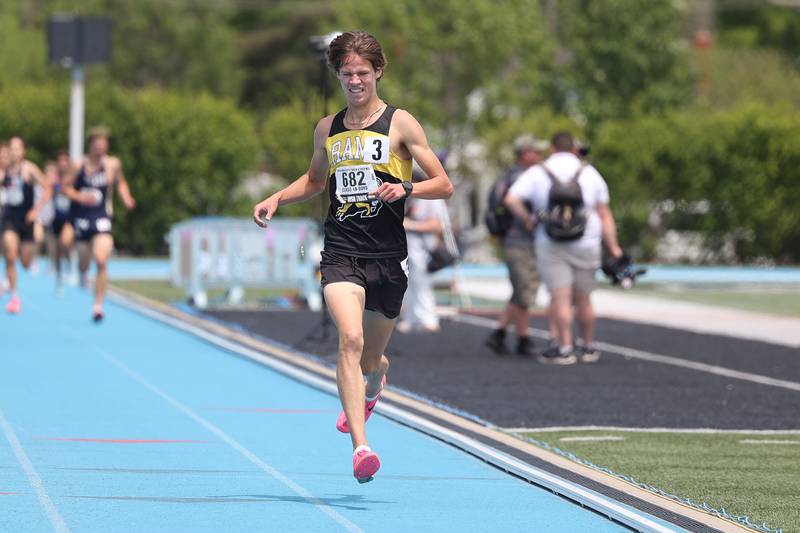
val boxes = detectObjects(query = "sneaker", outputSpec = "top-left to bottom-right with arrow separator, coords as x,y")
537,346 -> 577,365
485,329 -> 509,356
6,295 -> 20,314
353,446 -> 381,484
578,345 -> 601,363
516,337 -> 535,357
336,375 -> 386,433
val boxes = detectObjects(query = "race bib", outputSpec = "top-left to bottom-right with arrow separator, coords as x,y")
80,187 -> 103,207
55,194 -> 71,212
335,164 -> 380,204
362,134 -> 390,164
5,187 -> 23,206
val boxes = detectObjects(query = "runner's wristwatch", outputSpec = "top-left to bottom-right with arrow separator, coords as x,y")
401,181 -> 413,198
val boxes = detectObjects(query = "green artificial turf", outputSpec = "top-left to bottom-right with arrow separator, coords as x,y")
521,430 -> 799,532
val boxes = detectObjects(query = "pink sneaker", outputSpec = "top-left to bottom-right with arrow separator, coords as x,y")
336,375 -> 386,433
6,295 -> 20,314
353,446 -> 381,484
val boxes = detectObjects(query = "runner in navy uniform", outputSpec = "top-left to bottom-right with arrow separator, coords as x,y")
253,31 -> 453,483
46,151 -> 76,292
63,127 -> 136,322
1,136 -> 51,314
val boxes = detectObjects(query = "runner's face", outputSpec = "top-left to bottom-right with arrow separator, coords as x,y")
90,136 -> 108,157
56,154 -> 71,174
9,138 -> 24,164
337,54 -> 382,108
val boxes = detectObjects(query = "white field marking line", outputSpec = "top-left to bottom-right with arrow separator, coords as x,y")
0,408 -> 70,533
373,402 -> 680,533
452,313 -> 800,393
739,439 -> 800,445
505,426 -> 800,435
559,436 -> 625,442
38,317 -> 361,533
110,294 -> 682,533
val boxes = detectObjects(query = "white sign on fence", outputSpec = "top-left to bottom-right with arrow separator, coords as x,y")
166,217 -> 322,309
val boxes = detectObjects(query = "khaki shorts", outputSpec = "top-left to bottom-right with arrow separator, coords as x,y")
536,240 -> 600,294
503,242 -> 538,308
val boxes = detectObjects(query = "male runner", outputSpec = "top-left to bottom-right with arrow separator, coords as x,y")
253,31 -> 453,483
1,136 -> 51,313
46,151 -> 76,292
64,127 -> 135,322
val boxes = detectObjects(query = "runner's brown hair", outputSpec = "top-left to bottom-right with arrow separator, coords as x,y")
327,31 -> 387,78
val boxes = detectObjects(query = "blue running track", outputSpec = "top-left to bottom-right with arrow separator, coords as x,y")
1,271 -> 661,532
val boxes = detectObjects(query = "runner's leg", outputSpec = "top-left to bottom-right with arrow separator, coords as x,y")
361,310 -> 394,398
324,281 -> 369,449
92,233 -> 114,313
3,230 -> 19,293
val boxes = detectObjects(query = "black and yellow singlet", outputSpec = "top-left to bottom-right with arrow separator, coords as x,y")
324,105 -> 413,259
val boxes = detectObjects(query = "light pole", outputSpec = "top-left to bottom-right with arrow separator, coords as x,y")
47,15 -> 112,160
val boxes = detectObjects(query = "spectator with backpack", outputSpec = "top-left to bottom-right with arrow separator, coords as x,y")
505,132 -> 623,364
484,135 -> 547,356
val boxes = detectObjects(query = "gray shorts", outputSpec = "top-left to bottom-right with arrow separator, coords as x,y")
536,240 -> 600,294
502,242 -> 538,308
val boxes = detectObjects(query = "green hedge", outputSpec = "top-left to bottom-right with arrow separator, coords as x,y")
0,84 -> 259,254
593,103 -> 800,262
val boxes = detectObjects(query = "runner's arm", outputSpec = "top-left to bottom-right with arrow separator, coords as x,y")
113,157 -> 136,210
27,162 -> 52,222
253,118 -> 330,227
373,110 -> 453,203
61,161 -> 90,204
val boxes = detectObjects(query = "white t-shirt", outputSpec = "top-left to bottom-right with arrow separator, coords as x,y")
508,152 -> 610,248
407,198 -> 448,254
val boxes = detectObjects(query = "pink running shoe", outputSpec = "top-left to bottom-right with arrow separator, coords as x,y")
336,375 -> 386,433
6,295 -> 20,314
353,446 -> 381,484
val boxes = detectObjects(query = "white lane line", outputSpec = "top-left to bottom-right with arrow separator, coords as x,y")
559,436 -> 625,442
452,314 -> 800,393
110,294 -> 682,533
73,336 -> 361,533
0,408 -> 70,533
505,426 -> 800,434
29,306 -> 362,533
739,439 -> 800,445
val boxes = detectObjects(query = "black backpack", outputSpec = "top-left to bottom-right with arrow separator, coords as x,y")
539,164 -> 587,241
484,174 -> 513,237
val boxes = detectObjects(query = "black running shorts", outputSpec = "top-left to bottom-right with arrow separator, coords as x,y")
50,217 -> 71,237
74,216 -> 112,242
1,216 -> 34,242
320,250 -> 408,319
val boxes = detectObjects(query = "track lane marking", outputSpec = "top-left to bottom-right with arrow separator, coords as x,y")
506,427 -> 800,434
26,304 -> 363,533
0,408 -> 70,533
452,314 -> 800,393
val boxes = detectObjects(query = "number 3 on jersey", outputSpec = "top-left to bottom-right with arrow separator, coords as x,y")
363,134 -> 390,164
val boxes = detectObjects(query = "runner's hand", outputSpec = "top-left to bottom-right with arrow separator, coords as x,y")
371,182 -> 405,203
25,209 -> 37,224
124,196 -> 136,210
253,195 -> 279,227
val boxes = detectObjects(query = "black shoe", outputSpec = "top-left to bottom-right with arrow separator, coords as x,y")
516,337 -> 535,357
537,346 -> 577,365
485,329 -> 509,356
